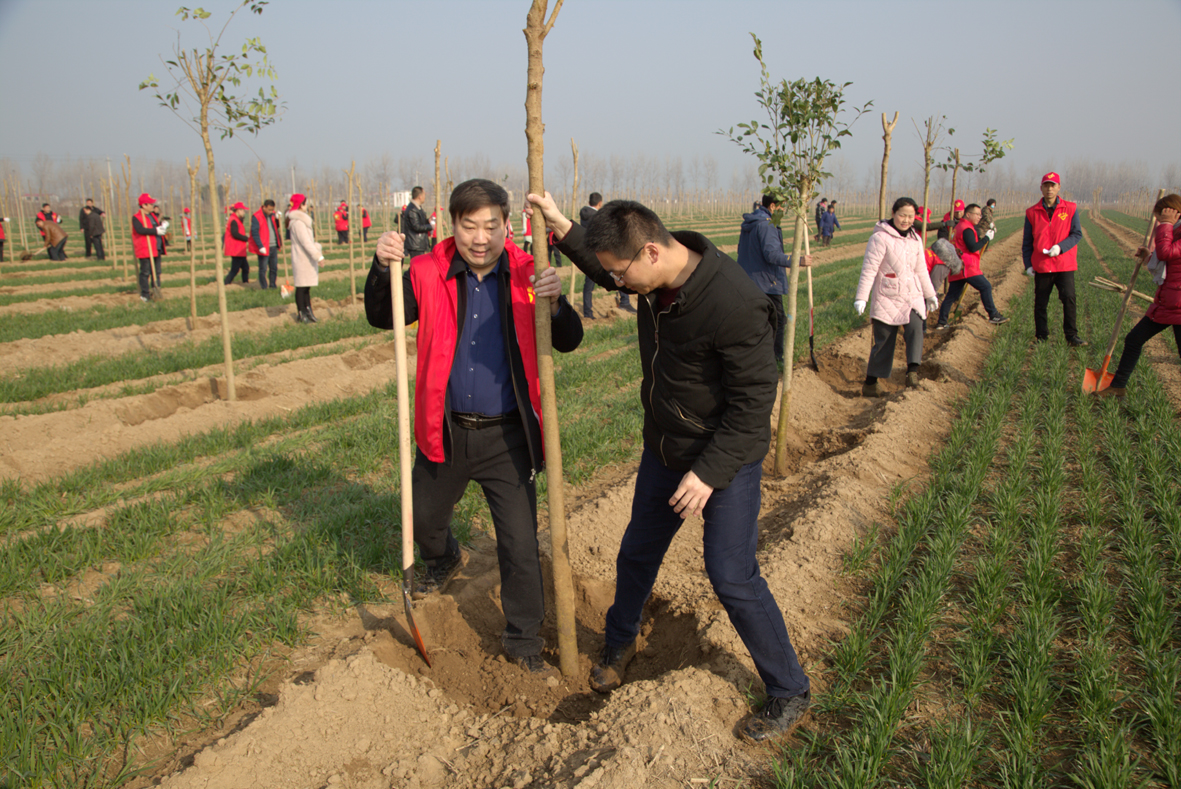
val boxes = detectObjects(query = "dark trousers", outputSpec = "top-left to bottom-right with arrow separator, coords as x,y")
363,227 -> 369,242
768,293 -> 786,362
0,240 -> 4,262
582,272 -> 596,317
224,256 -> 249,284
411,417 -> 544,657
1033,271 -> 1078,340
48,240 -> 67,261
868,312 -> 923,379
91,236 -> 105,260
604,449 -> 810,698
1112,316 -> 1181,388
84,234 -> 93,257
257,251 -> 278,288
295,286 -> 312,314
938,274 -> 1000,324
337,230 -> 349,244
138,257 -> 162,297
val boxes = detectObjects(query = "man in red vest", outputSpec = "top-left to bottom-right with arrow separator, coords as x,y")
361,205 -> 372,242
182,208 -> 193,251
249,199 -> 282,289
131,193 -> 169,301
364,178 -> 583,676
934,203 -> 1006,328
1022,172 -> 1086,346
223,202 -> 251,285
334,201 -> 349,244
0,215 -> 7,262
36,203 -> 61,239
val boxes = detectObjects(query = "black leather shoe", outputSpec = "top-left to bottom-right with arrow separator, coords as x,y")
618,302 -> 638,315
590,640 -> 636,693
741,692 -> 811,742
305,309 -> 318,323
1067,337 -> 1089,347
412,549 -> 466,599
513,653 -> 559,676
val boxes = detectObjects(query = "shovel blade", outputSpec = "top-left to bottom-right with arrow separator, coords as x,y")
1082,366 -> 1115,394
280,283 -> 292,299
402,582 -> 431,667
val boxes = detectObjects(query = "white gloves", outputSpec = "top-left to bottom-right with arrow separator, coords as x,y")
1024,267 -> 1035,277
925,297 -> 938,312
989,222 -> 996,233
985,228 -> 996,240
1042,244 -> 1061,257
854,300 -> 867,315
156,221 -> 170,234
260,247 -> 268,256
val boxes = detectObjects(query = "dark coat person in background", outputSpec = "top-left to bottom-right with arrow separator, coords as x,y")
37,218 -> 68,261
79,198 -> 103,257
83,206 -> 106,260
403,186 -> 433,258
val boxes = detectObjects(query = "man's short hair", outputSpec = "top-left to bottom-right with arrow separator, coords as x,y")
85,198 -> 93,203
449,178 -> 509,222
41,203 -> 49,209
263,199 -> 276,208
761,194 -> 778,209
965,203 -> 982,214
588,192 -> 602,207
583,200 -> 673,259
986,198 -> 996,207
411,186 -> 424,200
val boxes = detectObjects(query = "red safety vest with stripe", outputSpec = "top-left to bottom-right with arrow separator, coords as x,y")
1026,199 -> 1078,273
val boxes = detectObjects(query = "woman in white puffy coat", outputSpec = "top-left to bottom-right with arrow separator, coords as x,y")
853,197 -> 938,396
286,194 -> 323,323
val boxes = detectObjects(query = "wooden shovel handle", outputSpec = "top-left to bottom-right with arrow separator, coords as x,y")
390,260 -> 414,581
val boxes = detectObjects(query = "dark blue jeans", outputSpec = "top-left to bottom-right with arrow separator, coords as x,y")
224,256 -> 249,284
938,274 -> 1000,324
257,251 -> 278,288
604,448 -> 810,698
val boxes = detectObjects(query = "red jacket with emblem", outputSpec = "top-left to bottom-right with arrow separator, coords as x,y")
131,211 -> 162,259
248,209 -> 281,255
1026,199 -> 1079,273
950,219 -> 985,281
334,207 -> 348,232
224,215 -> 249,257
1147,221 -> 1181,325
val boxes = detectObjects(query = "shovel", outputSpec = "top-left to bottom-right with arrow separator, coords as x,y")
1083,205 -> 1161,394
803,220 -> 818,371
280,238 -> 293,300
390,253 -> 430,666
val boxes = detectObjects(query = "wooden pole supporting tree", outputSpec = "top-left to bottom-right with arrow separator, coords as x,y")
139,0 -> 285,402
913,115 -> 948,265
344,160 -> 357,302
721,34 -> 870,476
569,137 -> 579,299
523,0 -> 576,679
186,156 -> 201,328
878,111 -> 898,221
434,141 -> 442,244
122,157 -> 133,282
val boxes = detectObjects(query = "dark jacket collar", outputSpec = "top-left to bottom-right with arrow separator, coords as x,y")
447,249 -> 507,281
663,230 -> 724,313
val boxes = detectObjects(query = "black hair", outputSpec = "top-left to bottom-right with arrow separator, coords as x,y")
761,194 -> 777,209
589,192 -> 602,207
411,186 -> 424,199
584,200 -> 673,259
41,203 -> 50,209
891,197 -> 918,215
449,178 -> 509,222
986,198 -> 996,207
819,197 -> 828,203
263,199 -> 276,208
965,203 -> 982,213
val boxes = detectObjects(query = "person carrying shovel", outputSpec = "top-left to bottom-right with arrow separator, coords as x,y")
131,193 -> 168,302
1098,194 -> 1181,398
364,178 -> 583,676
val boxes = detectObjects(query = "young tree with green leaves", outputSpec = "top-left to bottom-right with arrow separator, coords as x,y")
720,33 -> 871,476
139,1 -> 283,401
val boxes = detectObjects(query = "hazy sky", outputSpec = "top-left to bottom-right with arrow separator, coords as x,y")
1,0 -> 1179,195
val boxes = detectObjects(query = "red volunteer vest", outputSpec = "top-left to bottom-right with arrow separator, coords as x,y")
362,209 -> 371,229
132,211 -> 161,258
183,216 -> 192,237
248,209 -> 279,255
0,221 -> 5,241
410,238 -> 543,463
224,215 -> 249,257
334,209 -> 348,231
950,219 -> 983,281
1026,199 -> 1078,273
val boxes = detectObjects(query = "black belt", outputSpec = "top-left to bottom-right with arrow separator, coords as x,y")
450,410 -> 521,429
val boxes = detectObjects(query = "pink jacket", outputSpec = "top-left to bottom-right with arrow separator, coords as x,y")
855,221 -> 937,325
1147,220 -> 1181,325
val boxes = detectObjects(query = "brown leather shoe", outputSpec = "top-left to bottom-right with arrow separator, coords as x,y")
1097,386 -> 1126,398
862,381 -> 882,398
741,692 -> 811,742
905,372 -> 920,388
589,641 -> 636,693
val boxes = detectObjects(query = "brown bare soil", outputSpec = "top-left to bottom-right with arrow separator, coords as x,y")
69,233 -> 1035,789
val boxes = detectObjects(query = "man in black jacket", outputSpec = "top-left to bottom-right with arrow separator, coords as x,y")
578,192 -> 635,318
79,199 -> 103,257
83,206 -> 106,260
403,186 -> 433,259
529,191 -> 811,742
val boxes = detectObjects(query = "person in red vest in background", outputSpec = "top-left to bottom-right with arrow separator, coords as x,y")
223,201 -> 251,285
361,204 -> 372,242
334,201 -> 349,244
934,203 -> 1005,328
429,209 -> 437,241
0,215 -> 8,262
36,203 -> 61,239
1022,172 -> 1086,346
250,199 -> 282,289
131,193 -> 168,302
182,207 -> 193,251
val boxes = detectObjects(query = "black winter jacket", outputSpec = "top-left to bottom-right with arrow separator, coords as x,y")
403,202 -> 433,257
557,223 -> 777,490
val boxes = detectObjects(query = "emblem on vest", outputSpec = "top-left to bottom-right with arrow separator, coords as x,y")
1058,212 -> 1068,220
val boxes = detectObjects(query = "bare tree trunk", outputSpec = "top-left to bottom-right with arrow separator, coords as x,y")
122,157 -> 133,283
186,156 -> 201,329
774,201 -> 807,476
878,112 -> 898,221
434,142 -> 442,245
524,0 -> 576,678
949,148 -> 961,227
570,138 -> 579,299
202,122 -> 236,402
345,161 -> 357,303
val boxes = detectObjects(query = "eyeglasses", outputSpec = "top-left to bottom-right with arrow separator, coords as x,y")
610,244 -> 645,283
